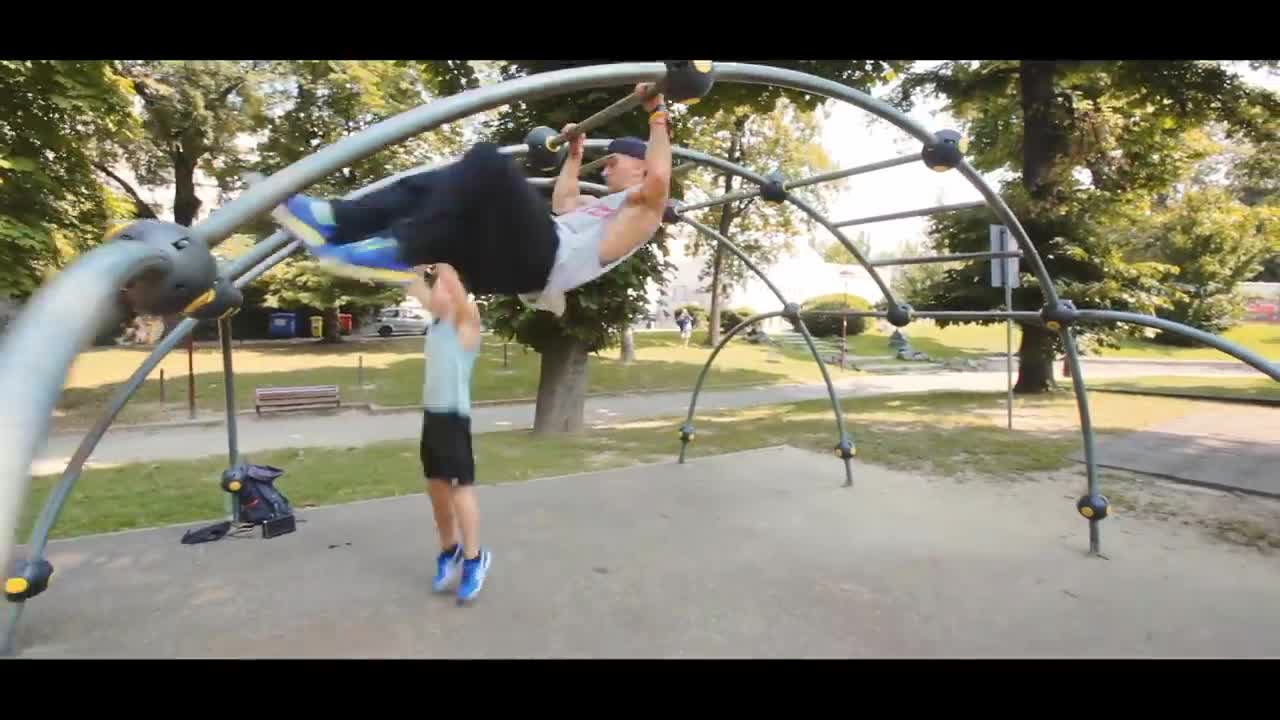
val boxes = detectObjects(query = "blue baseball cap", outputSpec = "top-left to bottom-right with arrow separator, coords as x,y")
607,137 -> 647,160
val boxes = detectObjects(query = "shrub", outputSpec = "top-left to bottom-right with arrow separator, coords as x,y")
789,293 -> 871,338
720,306 -> 758,334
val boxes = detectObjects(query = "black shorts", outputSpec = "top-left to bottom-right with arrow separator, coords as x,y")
420,411 -> 475,486
330,142 -> 560,295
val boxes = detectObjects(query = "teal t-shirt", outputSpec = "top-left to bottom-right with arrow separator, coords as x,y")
423,319 -> 479,416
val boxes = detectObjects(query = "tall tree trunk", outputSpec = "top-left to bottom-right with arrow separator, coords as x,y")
1019,61 -> 1062,201
533,335 -> 590,435
1014,61 -> 1067,393
705,121 -> 746,347
620,326 -> 635,364
171,151 -> 203,227
321,306 -> 342,343
707,245 -> 725,347
1013,323 -> 1058,394
158,151 -> 203,342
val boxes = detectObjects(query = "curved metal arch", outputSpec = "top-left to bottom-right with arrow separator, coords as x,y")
3,61 -> 1277,658
673,215 -> 853,487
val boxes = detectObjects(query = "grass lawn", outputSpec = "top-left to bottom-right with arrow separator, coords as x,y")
783,319 -> 1280,363
54,331 -> 826,431
54,321 -> 1280,431
1087,375 -> 1280,402
23,389 -> 1222,541
1099,322 -> 1280,360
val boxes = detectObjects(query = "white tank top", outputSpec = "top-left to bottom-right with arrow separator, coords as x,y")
521,187 -> 648,315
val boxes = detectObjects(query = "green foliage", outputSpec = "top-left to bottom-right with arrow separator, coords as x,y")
894,61 -> 1278,201
258,258 -> 403,317
1131,189 -> 1279,343
893,61 -> 1279,367
793,293 -> 871,338
920,187 -> 1178,355
482,61 -> 905,355
883,236 -> 950,309
0,60 -> 138,298
250,61 -> 472,321
482,230 -> 672,355
821,232 -> 871,264
481,61 -> 677,356
676,97 -> 840,297
719,306 -> 758,334
109,61 -> 273,225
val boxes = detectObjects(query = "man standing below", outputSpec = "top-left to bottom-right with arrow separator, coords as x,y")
404,264 -> 490,604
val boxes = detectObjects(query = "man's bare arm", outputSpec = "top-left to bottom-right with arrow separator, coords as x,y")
627,86 -> 671,212
457,300 -> 482,352
551,123 -> 593,214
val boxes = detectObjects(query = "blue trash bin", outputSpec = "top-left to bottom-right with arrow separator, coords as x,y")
268,313 -> 297,338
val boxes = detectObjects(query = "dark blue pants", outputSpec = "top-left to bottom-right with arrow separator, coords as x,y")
329,143 -> 559,295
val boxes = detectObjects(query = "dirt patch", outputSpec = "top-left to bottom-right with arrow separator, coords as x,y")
1025,467 -> 1280,554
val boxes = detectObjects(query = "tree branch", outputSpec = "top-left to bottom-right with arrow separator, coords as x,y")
93,162 -> 158,219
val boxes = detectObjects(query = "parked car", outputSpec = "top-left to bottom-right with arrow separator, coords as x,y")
372,307 -> 431,337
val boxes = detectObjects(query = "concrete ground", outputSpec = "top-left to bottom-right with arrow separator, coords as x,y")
1081,404 -> 1280,498
11,446 -> 1280,658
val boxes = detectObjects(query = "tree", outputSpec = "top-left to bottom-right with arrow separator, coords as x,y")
250,60 -> 474,341
0,60 -> 138,298
481,61 -> 677,434
103,61 -> 271,226
675,98 -> 842,345
482,239 -> 672,433
673,61 -> 906,347
479,61 -> 904,432
888,236 -> 949,307
1134,189 -> 1279,343
894,61 -> 1280,393
822,231 -> 871,264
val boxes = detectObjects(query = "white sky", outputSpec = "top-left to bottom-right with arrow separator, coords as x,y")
811,61 -> 1280,258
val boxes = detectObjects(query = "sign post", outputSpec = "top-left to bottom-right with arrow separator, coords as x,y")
990,225 -> 1019,430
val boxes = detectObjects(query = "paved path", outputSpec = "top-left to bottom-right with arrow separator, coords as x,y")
1078,404 -> 1280,498
34,373 -> 1016,474
12,446 -> 1280,658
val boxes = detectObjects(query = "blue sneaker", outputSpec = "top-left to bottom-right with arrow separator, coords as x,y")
432,544 -> 463,592
308,235 -> 419,284
271,195 -> 339,248
457,548 -> 492,604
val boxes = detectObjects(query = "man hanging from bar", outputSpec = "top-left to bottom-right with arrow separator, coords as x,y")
268,83 -> 672,317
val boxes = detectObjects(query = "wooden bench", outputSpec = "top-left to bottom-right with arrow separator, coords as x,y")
254,385 -> 341,415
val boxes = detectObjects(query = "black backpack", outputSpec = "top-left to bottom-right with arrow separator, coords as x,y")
226,463 -> 293,525
181,463 -> 296,545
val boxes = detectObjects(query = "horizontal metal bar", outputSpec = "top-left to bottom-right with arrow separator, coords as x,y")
868,250 -> 1022,267
546,83 -> 661,151
801,309 -> 1045,323
833,200 -> 987,228
783,153 -> 920,190
527,177 -> 609,195
1075,310 -> 1280,381
674,187 -> 762,213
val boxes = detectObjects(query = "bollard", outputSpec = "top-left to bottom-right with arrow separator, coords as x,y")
187,335 -> 196,420
503,343 -> 509,369
358,354 -> 364,387
159,368 -> 166,405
